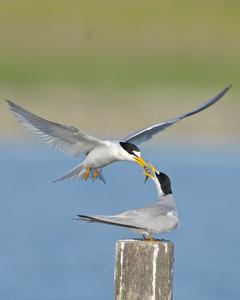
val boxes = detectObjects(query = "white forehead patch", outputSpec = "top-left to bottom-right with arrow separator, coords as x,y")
133,150 -> 141,157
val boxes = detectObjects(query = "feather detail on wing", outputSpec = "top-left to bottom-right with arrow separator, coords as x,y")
53,163 -> 85,182
6,100 -> 105,157
124,85 -> 231,145
77,215 -> 146,230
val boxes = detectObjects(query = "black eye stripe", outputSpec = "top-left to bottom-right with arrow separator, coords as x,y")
156,172 -> 172,195
120,142 -> 140,155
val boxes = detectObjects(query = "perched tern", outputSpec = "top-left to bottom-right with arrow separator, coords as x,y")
6,85 -> 230,183
77,163 -> 180,239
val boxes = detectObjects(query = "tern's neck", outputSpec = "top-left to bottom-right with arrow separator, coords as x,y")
158,194 -> 177,211
153,178 -> 165,198
153,178 -> 175,206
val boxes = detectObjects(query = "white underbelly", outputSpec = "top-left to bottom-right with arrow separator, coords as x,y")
84,146 -> 119,168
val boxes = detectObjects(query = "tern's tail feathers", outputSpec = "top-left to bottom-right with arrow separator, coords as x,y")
53,163 -> 84,182
77,214 -> 145,230
53,164 -> 106,183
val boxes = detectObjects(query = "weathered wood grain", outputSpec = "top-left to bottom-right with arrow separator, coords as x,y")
114,239 -> 174,300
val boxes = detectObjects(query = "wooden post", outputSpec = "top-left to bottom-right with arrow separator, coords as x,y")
114,239 -> 174,300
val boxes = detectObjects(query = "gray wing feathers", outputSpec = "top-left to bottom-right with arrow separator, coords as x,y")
124,85 -> 231,145
6,100 -> 104,157
53,163 -> 85,182
78,202 -> 175,229
78,215 -> 147,230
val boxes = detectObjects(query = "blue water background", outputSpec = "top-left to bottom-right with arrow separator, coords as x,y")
0,142 -> 239,300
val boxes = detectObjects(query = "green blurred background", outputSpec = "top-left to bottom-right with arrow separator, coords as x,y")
1,0 -> 239,141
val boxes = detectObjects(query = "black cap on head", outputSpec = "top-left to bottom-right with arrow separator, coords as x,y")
119,142 -> 140,155
156,172 -> 172,195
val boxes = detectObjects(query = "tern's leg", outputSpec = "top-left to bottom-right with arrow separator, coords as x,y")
93,168 -> 100,180
142,234 -> 155,241
78,165 -> 83,175
82,166 -> 91,180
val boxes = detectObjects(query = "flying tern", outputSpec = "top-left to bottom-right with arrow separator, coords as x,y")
6,85 -> 231,183
78,163 -> 180,239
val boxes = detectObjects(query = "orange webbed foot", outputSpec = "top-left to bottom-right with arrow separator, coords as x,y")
82,166 -> 91,180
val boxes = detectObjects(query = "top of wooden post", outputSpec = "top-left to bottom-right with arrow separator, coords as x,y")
115,239 -> 174,300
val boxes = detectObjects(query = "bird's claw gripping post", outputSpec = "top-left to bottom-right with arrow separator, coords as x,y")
142,234 -> 155,241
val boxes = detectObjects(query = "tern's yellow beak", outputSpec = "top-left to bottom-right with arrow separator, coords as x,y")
134,156 -> 149,169
144,171 -> 154,182
148,162 -> 158,174
144,161 -> 158,182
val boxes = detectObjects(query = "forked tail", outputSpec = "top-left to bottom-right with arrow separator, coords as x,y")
53,163 -> 106,183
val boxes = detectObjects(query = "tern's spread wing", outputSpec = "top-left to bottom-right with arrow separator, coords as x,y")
124,85 -> 231,146
6,100 -> 105,157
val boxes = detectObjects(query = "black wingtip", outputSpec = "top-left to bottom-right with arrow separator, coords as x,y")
77,215 -> 96,223
5,99 -> 19,111
217,84 -> 232,99
5,99 -> 12,106
77,215 -> 91,221
224,84 -> 232,92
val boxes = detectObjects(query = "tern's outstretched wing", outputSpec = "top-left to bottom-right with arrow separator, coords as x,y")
124,85 -> 231,146
6,100 -> 105,158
